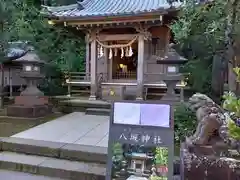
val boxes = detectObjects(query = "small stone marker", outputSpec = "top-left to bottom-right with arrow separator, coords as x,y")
106,101 -> 174,180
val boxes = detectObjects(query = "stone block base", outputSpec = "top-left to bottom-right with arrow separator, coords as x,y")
180,143 -> 240,180
14,96 -> 49,106
7,105 -> 52,118
101,85 -> 126,101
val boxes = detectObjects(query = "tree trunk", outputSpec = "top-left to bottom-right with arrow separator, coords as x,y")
0,64 -> 4,109
228,61 -> 236,91
211,53 -> 224,100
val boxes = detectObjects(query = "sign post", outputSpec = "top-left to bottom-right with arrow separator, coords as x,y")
106,101 -> 174,180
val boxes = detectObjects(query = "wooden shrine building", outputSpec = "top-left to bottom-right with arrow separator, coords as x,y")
42,0 -> 185,101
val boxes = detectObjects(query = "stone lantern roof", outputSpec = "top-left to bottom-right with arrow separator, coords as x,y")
157,44 -> 188,65
5,41 -> 45,64
14,50 -> 45,64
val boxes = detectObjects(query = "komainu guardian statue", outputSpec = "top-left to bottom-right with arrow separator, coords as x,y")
185,93 -> 235,152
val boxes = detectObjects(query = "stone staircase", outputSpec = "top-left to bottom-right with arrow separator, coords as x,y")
0,137 -> 106,180
0,137 -> 181,179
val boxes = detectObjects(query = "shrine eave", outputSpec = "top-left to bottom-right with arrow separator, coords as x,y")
45,11 -> 179,29
49,13 -> 170,26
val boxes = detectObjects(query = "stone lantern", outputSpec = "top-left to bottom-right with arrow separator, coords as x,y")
20,57 -> 45,96
7,48 -> 52,118
156,45 -> 188,101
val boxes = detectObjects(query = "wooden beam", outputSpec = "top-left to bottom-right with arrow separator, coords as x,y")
73,21 -> 163,30
66,16 -> 161,26
98,34 -> 138,41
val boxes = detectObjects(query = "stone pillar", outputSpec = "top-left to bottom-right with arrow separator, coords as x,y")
136,34 -> 145,100
85,34 -> 90,80
89,32 -> 98,100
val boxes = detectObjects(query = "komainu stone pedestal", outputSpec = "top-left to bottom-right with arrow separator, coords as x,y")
180,143 -> 240,180
7,96 -> 52,118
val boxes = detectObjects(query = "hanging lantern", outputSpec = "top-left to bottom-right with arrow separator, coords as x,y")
121,47 -> 124,58
129,46 -> 133,57
99,46 -> 104,57
109,48 -> 113,59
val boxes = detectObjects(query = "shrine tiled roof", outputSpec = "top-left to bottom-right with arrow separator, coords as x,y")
42,0 -> 182,18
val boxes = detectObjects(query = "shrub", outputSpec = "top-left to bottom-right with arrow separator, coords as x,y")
223,91 -> 240,140
174,103 -> 197,145
228,120 -> 240,140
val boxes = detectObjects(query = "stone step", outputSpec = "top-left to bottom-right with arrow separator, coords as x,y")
58,99 -> 111,113
0,169 -> 64,180
85,108 -> 110,116
0,137 -> 107,164
0,151 -> 105,180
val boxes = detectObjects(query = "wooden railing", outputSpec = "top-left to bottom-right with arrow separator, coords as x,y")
64,72 -> 105,97
112,72 -> 137,80
65,72 -> 90,82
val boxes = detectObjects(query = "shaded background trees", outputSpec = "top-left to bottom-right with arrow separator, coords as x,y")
171,0 -> 240,100
0,0 -> 86,95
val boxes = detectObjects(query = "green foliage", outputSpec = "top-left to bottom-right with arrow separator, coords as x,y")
171,0 -> 229,94
155,147 -> 168,165
223,92 -> 240,116
112,143 -> 124,161
39,65 -> 66,96
0,0 -> 14,62
111,142 -> 124,177
174,103 -> 197,144
223,68 -> 240,140
10,0 -> 85,72
1,0 -> 86,95
181,59 -> 212,93
223,92 -> 240,140
228,120 -> 240,140
234,67 -> 240,83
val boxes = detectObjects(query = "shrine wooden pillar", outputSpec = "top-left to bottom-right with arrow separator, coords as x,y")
85,34 -> 90,80
136,33 -> 145,100
89,31 -> 98,100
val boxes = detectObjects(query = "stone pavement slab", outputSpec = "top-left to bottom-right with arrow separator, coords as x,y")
12,112 -> 109,147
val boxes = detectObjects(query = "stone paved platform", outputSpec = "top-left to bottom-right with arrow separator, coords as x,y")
12,112 -> 109,147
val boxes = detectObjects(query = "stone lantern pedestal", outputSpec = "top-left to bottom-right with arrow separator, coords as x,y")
7,49 -> 52,118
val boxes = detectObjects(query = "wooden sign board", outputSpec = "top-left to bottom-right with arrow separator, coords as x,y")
106,101 -> 174,180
